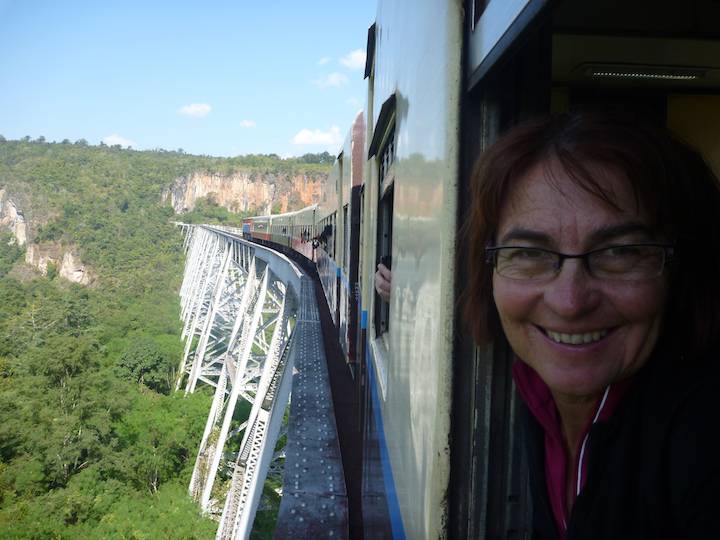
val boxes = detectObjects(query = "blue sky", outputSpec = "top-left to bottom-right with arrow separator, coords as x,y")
0,1 -> 376,157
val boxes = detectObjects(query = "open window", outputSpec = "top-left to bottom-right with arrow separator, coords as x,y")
369,95 -> 396,338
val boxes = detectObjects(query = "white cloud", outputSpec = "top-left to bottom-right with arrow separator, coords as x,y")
102,134 -> 135,147
291,125 -> 342,149
313,72 -> 349,89
346,97 -> 361,108
340,49 -> 366,70
179,103 -> 212,118
317,56 -> 331,65
240,119 -> 256,128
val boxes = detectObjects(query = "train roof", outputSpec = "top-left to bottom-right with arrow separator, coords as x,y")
247,204 -> 317,222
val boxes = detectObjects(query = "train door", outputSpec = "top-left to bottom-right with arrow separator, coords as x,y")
453,1 -> 720,538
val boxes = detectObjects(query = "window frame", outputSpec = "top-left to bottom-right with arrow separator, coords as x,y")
373,116 -> 396,340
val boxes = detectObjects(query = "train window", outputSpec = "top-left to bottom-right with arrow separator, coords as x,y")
330,215 -> 336,259
322,215 -> 336,259
342,204 -> 349,270
374,117 -> 396,338
325,217 -> 330,255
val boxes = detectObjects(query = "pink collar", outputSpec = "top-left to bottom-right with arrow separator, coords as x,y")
512,360 -> 631,539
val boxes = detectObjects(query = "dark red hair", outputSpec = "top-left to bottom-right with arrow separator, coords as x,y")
462,111 -> 720,358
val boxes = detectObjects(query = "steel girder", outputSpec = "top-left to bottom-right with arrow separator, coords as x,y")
178,225 -> 299,540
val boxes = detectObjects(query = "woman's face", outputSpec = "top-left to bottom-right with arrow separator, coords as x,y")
492,161 -> 669,403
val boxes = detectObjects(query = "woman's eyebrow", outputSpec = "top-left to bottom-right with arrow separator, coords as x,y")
497,228 -> 552,245
587,222 -> 657,244
497,223 -> 657,247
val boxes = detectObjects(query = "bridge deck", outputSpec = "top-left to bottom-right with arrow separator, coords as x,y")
274,277 -> 349,537
275,251 -> 362,538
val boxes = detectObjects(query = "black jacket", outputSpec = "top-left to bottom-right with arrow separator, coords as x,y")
523,346 -> 720,539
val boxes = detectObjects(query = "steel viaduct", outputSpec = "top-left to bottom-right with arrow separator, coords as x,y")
176,224 -> 349,539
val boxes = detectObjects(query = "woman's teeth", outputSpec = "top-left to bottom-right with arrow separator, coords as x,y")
546,329 -> 608,345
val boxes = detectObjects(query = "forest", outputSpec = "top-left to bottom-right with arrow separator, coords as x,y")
0,138 -> 330,538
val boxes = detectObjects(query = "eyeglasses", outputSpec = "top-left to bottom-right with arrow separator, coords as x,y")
485,243 -> 675,281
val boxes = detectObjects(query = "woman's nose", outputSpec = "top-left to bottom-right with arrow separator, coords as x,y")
542,259 -> 600,318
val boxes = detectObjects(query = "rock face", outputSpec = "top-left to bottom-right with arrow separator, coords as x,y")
162,171 -> 324,215
59,251 -> 92,285
1,186 -> 92,285
25,243 -> 93,285
0,188 -> 27,246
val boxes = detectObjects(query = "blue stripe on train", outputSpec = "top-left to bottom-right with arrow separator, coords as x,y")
367,347 -> 406,539
361,309 -> 368,330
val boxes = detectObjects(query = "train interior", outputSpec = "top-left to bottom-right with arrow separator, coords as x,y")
454,0 -> 720,537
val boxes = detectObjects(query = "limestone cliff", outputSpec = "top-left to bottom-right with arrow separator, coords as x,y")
25,243 -> 93,285
0,186 -> 92,285
0,188 -> 28,246
162,171 -> 324,215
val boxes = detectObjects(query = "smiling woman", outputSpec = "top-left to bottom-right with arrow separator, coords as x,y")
463,111 -> 720,539
492,160 -> 669,403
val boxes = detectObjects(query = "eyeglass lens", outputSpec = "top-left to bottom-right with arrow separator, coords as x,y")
492,245 -> 669,281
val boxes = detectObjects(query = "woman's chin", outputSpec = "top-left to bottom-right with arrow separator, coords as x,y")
528,361 -> 613,402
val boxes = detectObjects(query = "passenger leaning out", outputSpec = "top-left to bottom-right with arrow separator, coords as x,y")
463,112 -> 720,539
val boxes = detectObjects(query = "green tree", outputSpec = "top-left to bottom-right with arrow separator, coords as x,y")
0,136 -> 315,537
46,261 -> 58,280
0,232 -> 23,277
108,390 -> 210,494
114,336 -> 177,394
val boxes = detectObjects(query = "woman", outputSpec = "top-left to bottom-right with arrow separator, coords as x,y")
464,112 -> 720,539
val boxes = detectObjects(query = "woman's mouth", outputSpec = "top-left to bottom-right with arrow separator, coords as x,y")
542,327 -> 609,345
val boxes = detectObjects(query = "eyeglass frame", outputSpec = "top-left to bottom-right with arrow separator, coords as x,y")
485,243 -> 675,281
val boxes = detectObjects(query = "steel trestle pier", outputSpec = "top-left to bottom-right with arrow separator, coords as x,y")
176,224 -> 347,539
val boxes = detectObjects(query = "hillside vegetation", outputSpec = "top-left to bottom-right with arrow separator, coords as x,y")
0,139 -> 327,538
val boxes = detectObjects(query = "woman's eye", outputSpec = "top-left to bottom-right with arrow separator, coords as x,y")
510,248 -> 544,259
605,245 -> 642,257
502,248 -> 549,263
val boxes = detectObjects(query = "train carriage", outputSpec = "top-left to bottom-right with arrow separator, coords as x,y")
250,214 -> 271,243
241,217 -> 252,240
242,0 -> 720,537
269,211 -> 292,249
345,113 -> 366,368
315,148 -> 342,327
290,204 -> 317,261
310,112 -> 366,366
358,4 -> 462,538
338,112 -> 366,367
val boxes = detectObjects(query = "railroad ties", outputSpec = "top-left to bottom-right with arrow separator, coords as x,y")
176,224 -> 347,540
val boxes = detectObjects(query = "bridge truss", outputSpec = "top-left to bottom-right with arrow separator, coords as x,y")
176,225 -> 348,539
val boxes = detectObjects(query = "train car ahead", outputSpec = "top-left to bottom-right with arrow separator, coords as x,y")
241,217 -> 252,240
250,215 -> 271,243
290,204 -> 317,261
